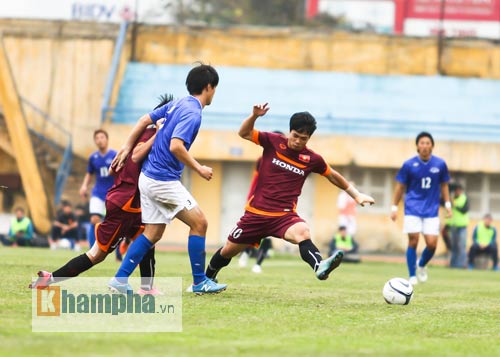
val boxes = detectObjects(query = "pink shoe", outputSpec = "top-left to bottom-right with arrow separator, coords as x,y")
29,271 -> 53,289
137,287 -> 164,296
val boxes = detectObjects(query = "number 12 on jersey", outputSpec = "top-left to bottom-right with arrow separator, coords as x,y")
421,177 -> 431,189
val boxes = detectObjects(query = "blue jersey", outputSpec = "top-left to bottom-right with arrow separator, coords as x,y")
87,149 -> 117,200
396,155 -> 450,218
142,96 -> 202,181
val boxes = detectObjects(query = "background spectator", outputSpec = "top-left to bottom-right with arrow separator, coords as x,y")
468,213 -> 498,271
450,183 -> 469,268
51,201 -> 79,250
0,207 -> 33,246
329,225 -> 360,263
337,181 -> 357,237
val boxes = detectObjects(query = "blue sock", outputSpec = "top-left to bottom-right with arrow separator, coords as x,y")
406,246 -> 417,277
115,234 -> 153,283
419,247 -> 435,267
188,235 -> 206,285
88,224 -> 96,248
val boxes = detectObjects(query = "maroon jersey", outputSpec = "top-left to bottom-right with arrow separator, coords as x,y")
246,130 -> 331,216
106,128 -> 156,211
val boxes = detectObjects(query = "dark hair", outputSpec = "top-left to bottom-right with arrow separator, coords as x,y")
94,129 -> 109,139
415,131 -> 434,146
289,112 -> 317,136
185,63 -> 219,95
154,93 -> 174,110
61,200 -> 72,207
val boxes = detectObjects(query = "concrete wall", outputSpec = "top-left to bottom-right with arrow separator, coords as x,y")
1,19 -> 498,159
134,26 -> 500,78
0,19 -> 118,156
1,19 -> 498,251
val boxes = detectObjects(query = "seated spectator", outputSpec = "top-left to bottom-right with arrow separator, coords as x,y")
0,207 -> 34,246
75,199 -> 91,246
329,225 -> 361,263
468,213 -> 498,271
51,201 -> 79,250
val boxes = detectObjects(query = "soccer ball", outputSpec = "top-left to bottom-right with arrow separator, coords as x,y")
382,277 -> 413,305
57,238 -> 72,249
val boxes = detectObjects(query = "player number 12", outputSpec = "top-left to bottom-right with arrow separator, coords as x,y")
421,177 -> 431,189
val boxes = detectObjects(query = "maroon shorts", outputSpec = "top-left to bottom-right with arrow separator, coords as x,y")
95,201 -> 144,253
227,211 -> 305,246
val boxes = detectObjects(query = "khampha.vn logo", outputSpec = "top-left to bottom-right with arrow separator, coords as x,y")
32,277 -> 182,333
36,286 -> 171,316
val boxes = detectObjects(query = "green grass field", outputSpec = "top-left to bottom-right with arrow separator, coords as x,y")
1,247 -> 500,356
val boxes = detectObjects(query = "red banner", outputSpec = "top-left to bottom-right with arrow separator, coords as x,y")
406,0 -> 500,21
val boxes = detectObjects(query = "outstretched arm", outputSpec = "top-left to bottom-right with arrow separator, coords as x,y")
325,168 -> 375,207
238,103 -> 270,141
111,114 -> 153,172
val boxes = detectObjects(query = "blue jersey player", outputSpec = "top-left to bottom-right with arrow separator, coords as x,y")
390,132 -> 452,285
108,63 -> 227,295
79,129 -> 117,249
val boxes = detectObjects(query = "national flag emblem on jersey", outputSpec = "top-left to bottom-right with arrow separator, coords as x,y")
299,154 -> 310,163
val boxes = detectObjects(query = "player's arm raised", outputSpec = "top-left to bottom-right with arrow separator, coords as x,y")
390,182 -> 405,221
238,103 -> 270,141
325,168 -> 375,207
111,114 -> 153,171
170,138 -> 212,181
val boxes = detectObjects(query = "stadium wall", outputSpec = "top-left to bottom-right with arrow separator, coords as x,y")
0,19 -> 498,158
1,19 -> 498,252
133,26 -> 500,78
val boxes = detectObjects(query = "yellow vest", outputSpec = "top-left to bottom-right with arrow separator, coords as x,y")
335,234 -> 354,251
475,222 -> 495,246
451,194 -> 469,227
10,217 -> 31,236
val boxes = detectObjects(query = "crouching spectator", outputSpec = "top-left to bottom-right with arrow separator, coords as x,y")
51,201 -> 79,250
468,213 -> 498,271
329,225 -> 361,263
0,207 -> 34,246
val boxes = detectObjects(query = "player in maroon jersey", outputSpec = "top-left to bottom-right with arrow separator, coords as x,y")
29,96 -> 173,294
29,127 -> 159,293
206,103 -> 374,283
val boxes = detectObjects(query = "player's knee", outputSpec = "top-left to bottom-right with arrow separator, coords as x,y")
190,216 -> 208,235
408,236 -> 419,247
220,244 -> 239,259
427,242 -> 437,250
285,224 -> 311,244
86,249 -> 106,264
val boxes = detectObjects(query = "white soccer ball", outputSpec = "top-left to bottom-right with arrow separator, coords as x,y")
57,238 -> 72,249
383,277 -> 413,305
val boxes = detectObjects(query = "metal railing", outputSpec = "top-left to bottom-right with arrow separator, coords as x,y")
20,97 -> 73,206
101,21 -> 129,122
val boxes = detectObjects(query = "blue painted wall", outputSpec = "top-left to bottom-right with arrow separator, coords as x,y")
113,63 -> 500,142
